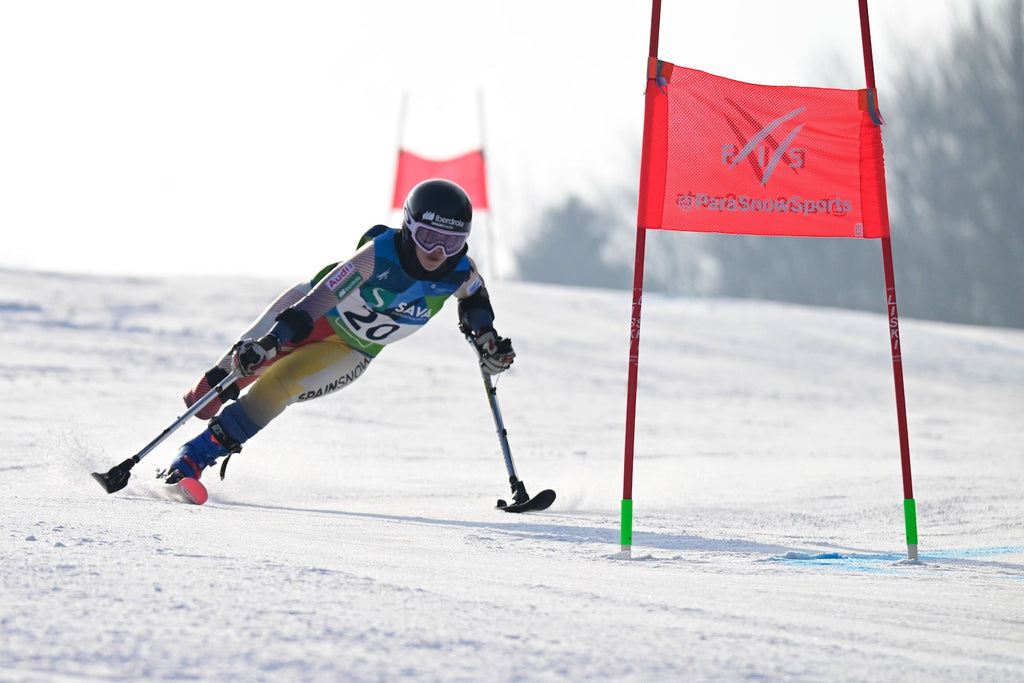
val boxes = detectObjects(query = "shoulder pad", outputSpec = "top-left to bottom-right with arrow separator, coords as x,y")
358,225 -> 391,248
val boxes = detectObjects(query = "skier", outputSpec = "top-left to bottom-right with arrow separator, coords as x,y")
163,178 -> 515,485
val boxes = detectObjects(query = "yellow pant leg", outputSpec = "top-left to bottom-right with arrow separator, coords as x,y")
236,337 -> 372,428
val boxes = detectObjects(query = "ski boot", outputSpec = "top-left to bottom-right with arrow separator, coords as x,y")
164,419 -> 241,484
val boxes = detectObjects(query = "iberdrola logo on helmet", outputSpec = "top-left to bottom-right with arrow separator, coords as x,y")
421,211 -> 465,229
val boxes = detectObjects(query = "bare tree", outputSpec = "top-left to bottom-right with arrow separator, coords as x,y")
886,0 -> 1024,327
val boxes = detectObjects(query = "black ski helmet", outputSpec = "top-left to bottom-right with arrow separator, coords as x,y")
402,179 -> 473,237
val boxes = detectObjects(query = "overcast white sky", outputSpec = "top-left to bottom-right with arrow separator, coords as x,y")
0,0 -> 983,280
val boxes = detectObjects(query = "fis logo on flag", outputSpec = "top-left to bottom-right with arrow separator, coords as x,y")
720,103 -> 806,187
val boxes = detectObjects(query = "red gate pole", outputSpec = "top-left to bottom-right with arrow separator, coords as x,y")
859,0 -> 918,561
621,0 -> 664,557
620,229 -> 646,556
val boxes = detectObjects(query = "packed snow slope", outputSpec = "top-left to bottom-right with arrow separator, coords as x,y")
2,266 -> 1022,681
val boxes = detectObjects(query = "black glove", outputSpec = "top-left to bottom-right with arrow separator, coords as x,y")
231,334 -> 281,377
473,328 -> 515,375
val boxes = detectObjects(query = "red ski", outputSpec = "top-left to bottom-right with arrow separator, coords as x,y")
172,477 -> 209,505
151,471 -> 209,505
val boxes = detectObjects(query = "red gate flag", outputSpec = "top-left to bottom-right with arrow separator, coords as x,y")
390,149 -> 489,210
638,60 -> 889,239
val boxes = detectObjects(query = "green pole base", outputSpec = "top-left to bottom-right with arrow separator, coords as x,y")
620,498 -> 633,549
904,498 -> 918,561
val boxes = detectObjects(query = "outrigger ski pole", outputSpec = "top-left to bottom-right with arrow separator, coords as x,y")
466,333 -> 555,512
481,368 -> 530,506
91,369 -> 242,494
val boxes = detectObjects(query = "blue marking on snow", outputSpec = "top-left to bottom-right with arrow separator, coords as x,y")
920,545 -> 1024,560
767,551 -> 905,574
767,546 -> 1024,576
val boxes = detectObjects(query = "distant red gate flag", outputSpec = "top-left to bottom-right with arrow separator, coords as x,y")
639,60 -> 889,238
390,149 -> 489,210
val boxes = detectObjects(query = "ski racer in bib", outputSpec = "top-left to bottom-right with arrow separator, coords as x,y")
163,179 -> 515,484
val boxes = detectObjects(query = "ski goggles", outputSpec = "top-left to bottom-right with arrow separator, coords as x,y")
408,220 -> 468,257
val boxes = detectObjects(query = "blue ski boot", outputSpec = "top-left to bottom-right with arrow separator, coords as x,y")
165,418 -> 242,483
